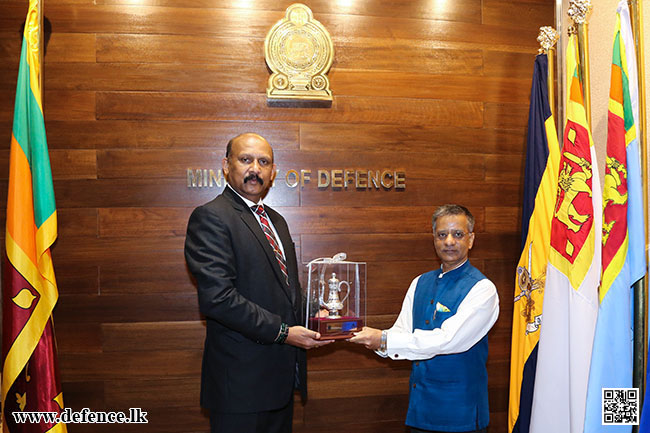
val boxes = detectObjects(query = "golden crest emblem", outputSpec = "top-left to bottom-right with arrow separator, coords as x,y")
264,3 -> 334,104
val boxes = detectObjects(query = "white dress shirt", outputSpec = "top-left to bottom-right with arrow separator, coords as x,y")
381,261 -> 499,361
226,184 -> 286,258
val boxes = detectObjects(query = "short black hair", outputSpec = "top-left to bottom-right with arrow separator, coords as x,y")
432,204 -> 475,232
225,137 -> 235,158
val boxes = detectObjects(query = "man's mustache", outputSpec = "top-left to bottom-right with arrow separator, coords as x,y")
244,174 -> 263,185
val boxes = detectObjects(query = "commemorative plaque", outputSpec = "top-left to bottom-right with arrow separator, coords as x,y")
305,253 -> 366,340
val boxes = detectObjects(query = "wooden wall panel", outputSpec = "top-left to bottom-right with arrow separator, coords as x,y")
96,0 -> 483,24
96,92 -> 484,127
44,120 -> 301,149
0,1 -> 554,432
300,123 -> 527,155
96,149 -> 484,179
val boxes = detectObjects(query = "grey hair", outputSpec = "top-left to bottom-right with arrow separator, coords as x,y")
432,204 -> 475,232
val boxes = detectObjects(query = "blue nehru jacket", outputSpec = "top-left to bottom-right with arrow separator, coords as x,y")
406,260 -> 490,432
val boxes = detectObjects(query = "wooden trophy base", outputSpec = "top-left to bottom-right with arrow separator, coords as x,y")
309,317 -> 364,340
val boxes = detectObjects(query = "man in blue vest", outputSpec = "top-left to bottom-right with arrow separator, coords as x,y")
350,204 -> 499,433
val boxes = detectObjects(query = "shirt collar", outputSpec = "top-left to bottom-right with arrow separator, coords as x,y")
438,259 -> 468,278
226,183 -> 263,209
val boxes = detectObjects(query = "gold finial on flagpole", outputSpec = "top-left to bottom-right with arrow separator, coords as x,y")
537,26 -> 559,54
567,0 -> 592,24
568,0 -> 592,128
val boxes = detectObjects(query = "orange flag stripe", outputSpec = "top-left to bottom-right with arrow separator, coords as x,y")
6,133 -> 38,265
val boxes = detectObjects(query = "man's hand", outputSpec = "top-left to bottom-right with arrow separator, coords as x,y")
286,326 -> 334,349
348,326 -> 382,351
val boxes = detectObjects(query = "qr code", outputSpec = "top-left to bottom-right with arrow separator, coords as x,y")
602,388 -> 639,425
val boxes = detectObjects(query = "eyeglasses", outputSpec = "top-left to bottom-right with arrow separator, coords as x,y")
435,230 -> 469,240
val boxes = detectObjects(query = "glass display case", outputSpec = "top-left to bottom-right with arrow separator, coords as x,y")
304,253 -> 366,340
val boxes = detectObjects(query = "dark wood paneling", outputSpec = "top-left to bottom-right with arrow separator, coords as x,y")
303,394 -> 408,425
56,264 -> 100,295
301,233 -> 519,263
483,0 -> 555,30
97,206 -> 434,238
330,70 -> 531,103
102,321 -> 204,351
44,120 -> 300,149
59,350 -> 203,381
61,381 -> 106,412
44,91 -> 95,121
299,179 -> 520,207
51,179 -> 299,208
105,377 -> 201,408
96,34 -> 484,75
309,368 -> 410,399
300,123 -> 527,155
55,294 -> 201,323
0,1 -> 553,431
484,50 -> 539,79
43,64 -> 531,104
1,5 -> 542,47
58,208 -> 99,237
96,0 -> 482,24
52,237 -> 185,266
46,62 -> 265,93
99,260 -> 194,294
0,149 -> 96,179
484,102 -> 530,129
486,154 -> 525,183
485,206 -> 521,234
97,92 -> 484,127
96,149 -> 484,179
56,323 -> 103,353
97,34 -> 263,64
46,33 -> 97,62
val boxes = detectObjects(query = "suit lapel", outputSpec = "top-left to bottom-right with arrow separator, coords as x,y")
224,188 -> 293,304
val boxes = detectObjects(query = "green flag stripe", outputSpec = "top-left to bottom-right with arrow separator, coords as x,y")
12,36 -> 56,228
612,32 -> 634,133
620,62 -> 634,133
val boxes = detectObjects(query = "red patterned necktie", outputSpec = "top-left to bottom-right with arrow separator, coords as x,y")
252,205 -> 289,285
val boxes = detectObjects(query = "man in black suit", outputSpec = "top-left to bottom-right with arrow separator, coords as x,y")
185,133 -> 331,433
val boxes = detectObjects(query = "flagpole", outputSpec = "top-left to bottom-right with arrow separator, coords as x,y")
538,27 -> 559,119
578,23 -> 590,127
568,0 -> 593,129
548,48 -> 555,118
38,0 -> 43,94
555,0 -> 565,139
628,0 -> 648,410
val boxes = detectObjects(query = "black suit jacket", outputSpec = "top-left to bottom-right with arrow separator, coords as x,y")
184,186 -> 306,413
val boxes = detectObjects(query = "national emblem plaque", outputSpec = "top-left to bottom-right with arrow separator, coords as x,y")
305,253 -> 366,340
264,3 -> 334,103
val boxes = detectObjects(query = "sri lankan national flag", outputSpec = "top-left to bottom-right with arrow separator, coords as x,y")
584,2 -> 643,431
529,32 -> 602,433
508,53 -> 560,433
2,1 -> 67,432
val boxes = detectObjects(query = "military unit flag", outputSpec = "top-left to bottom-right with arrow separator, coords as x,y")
2,1 -> 67,432
508,53 -> 560,433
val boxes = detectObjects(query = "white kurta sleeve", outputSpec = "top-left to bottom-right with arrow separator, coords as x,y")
384,278 -> 499,361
